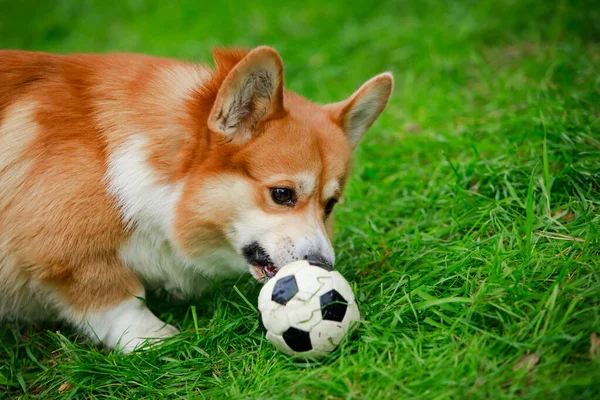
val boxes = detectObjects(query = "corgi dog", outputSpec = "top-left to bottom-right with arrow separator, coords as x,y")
0,46 -> 392,352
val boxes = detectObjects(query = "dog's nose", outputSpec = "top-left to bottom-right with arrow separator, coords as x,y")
242,242 -> 272,266
304,252 -> 333,269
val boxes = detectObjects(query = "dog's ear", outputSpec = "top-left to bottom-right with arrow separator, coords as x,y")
208,46 -> 286,142
326,73 -> 393,148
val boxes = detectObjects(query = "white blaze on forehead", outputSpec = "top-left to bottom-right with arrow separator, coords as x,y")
323,179 -> 340,200
295,172 -> 316,197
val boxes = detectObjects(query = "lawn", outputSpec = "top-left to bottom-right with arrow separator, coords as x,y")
1,0 -> 600,398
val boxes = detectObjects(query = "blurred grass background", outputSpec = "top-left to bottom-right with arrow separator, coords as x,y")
1,0 -> 600,399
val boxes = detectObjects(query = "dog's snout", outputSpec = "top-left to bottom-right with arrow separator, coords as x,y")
304,252 -> 333,269
242,242 -> 272,266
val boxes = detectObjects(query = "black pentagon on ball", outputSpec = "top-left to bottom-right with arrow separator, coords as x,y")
320,289 -> 348,322
271,275 -> 298,305
282,327 -> 312,352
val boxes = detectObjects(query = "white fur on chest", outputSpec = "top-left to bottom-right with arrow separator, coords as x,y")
107,135 -> 248,298
119,228 -> 247,297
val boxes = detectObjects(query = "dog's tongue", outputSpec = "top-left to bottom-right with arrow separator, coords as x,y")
263,266 -> 277,279
251,265 -> 277,282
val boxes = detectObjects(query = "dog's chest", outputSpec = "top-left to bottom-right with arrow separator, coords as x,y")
119,229 -> 247,297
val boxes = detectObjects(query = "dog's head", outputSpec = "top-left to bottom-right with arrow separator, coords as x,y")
175,47 -> 392,280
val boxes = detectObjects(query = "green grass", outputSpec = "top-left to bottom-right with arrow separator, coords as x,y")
1,0 -> 600,398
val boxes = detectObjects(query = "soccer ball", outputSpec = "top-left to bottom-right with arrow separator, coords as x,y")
257,260 -> 360,359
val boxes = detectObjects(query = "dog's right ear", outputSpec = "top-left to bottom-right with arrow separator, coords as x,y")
325,73 -> 393,149
208,46 -> 286,142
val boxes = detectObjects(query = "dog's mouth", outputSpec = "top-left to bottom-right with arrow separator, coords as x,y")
250,264 -> 278,282
243,242 -> 278,282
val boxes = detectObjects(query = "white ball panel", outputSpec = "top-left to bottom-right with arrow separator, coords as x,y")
294,349 -> 330,360
285,298 -> 322,332
341,301 -> 361,332
294,267 -> 333,302
330,271 -> 357,303
258,277 -> 277,312
260,304 -> 290,335
274,260 -> 311,279
309,320 -> 345,353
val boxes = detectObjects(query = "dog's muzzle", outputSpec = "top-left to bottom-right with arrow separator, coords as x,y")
243,242 -> 333,281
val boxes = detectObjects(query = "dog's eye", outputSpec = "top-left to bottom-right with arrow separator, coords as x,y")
324,198 -> 338,216
271,188 -> 296,206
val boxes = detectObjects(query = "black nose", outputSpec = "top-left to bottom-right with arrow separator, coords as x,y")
242,242 -> 272,266
304,253 -> 333,270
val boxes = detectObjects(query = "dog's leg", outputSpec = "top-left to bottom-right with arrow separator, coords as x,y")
45,258 -> 179,353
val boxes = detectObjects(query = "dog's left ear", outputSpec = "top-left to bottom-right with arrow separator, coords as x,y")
326,73 -> 393,148
208,46 -> 286,142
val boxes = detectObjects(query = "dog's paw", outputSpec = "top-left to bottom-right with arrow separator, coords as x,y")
118,323 -> 180,353
139,322 -> 180,339
79,296 -> 181,353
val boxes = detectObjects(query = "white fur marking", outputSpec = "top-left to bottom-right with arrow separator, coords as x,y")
323,179 -> 340,200
106,139 -> 247,297
106,135 -> 182,232
78,294 -> 179,353
230,204 -> 335,269
296,172 -> 316,197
